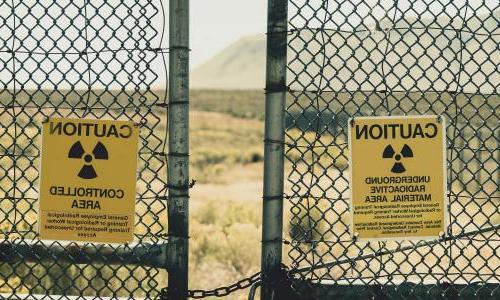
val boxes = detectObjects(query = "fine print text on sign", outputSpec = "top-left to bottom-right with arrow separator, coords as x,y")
348,116 -> 447,240
39,118 -> 139,243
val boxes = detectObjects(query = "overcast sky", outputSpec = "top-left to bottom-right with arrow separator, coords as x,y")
2,1 -> 496,89
190,0 -> 267,68
188,0 -> 498,68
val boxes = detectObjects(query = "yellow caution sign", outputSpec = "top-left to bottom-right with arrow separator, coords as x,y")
348,116 -> 447,240
39,118 -> 139,243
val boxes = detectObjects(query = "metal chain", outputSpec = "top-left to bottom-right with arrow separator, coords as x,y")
161,272 -> 261,299
189,272 -> 261,298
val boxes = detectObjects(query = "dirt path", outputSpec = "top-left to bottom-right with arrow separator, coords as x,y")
191,163 -> 263,206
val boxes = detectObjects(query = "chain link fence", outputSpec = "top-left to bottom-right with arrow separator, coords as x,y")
283,0 -> 499,298
2,0 -> 499,299
0,0 -> 169,298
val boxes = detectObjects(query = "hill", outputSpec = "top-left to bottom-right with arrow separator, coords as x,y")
191,35 -> 266,90
191,11 -> 498,92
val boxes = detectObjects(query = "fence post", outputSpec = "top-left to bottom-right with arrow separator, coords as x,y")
168,0 -> 190,299
262,0 -> 288,299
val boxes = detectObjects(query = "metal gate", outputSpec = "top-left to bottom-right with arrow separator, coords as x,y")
0,0 -> 190,299
1,0 -> 499,299
262,0 -> 499,299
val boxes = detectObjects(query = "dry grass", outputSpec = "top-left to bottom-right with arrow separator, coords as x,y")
1,89 -> 498,298
191,111 -> 264,184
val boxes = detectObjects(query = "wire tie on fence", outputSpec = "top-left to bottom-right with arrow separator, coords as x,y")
167,234 -> 190,240
1,152 -> 15,158
169,100 -> 189,106
264,138 -> 285,146
147,47 -> 169,53
169,45 -> 191,51
350,118 -> 355,127
265,85 -> 288,94
166,183 -> 189,190
263,195 -> 283,201
155,233 -> 169,239
261,238 -> 288,244
166,179 -> 196,191
77,106 -> 92,116
155,102 -> 168,108
153,151 -> 167,157
168,152 -> 189,157
266,25 -> 289,34
167,194 -> 190,199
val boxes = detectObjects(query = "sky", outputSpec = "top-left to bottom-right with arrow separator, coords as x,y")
1,0 -> 496,89
190,0 -> 267,68
0,0 -> 266,90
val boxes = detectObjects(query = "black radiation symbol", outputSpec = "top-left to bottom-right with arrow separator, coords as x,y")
68,141 -> 109,179
382,144 -> 413,173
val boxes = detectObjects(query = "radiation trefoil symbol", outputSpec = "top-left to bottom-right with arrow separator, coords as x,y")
382,144 -> 413,173
68,141 -> 109,179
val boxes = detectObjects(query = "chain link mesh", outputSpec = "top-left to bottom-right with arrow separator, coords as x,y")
284,0 -> 499,298
0,0 -> 168,298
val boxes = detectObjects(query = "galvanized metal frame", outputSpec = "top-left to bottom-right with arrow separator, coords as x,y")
282,0 -> 500,299
1,0 -> 171,298
167,0 -> 190,299
261,0 -> 288,299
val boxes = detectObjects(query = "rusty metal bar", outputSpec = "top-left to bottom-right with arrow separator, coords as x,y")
0,240 -> 166,268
